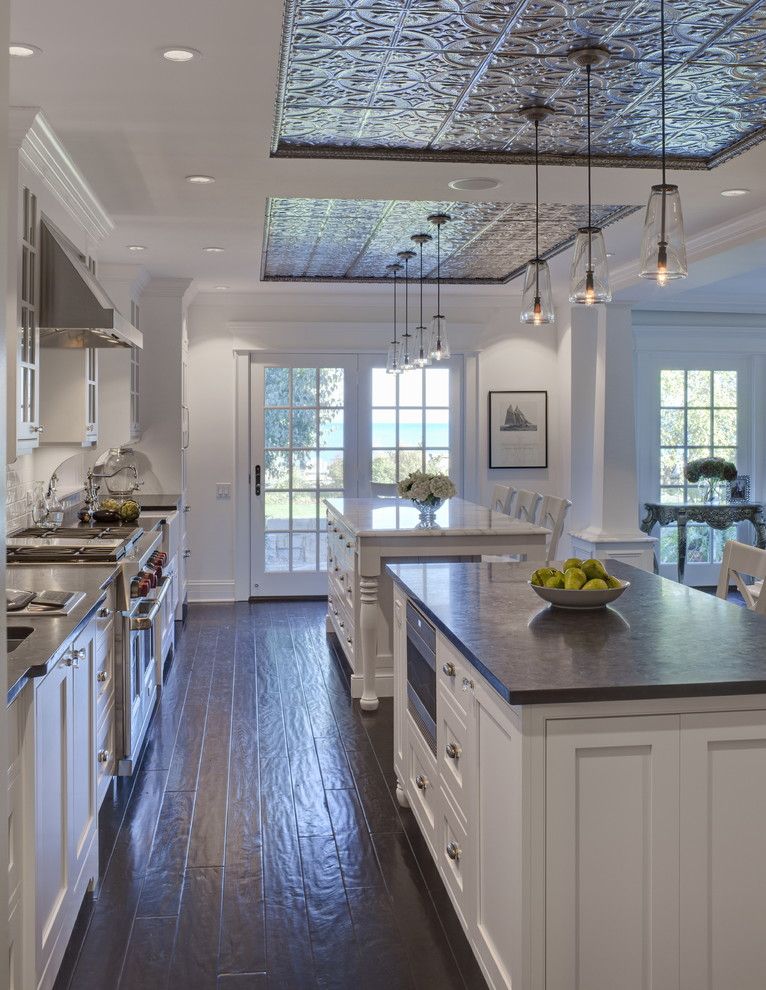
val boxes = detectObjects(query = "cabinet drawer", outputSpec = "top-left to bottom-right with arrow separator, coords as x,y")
438,695 -> 470,824
96,703 -> 116,809
407,716 -> 438,856
95,635 -> 115,721
437,637 -> 472,721
95,584 -> 117,644
439,791 -> 470,933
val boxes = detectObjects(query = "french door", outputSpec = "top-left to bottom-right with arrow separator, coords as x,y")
250,355 -> 358,596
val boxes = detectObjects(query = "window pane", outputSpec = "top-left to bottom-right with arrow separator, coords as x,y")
660,486 -> 684,504
660,527 -> 678,564
292,367 -> 317,406
660,448 -> 685,487
292,532 -> 317,571
713,409 -> 737,447
660,369 -> 685,407
713,371 -> 737,407
399,408 -> 423,447
714,447 -> 737,463
425,367 -> 450,406
319,409 -> 343,447
319,368 -> 344,406
292,451 -> 317,489
372,409 -> 396,447
372,450 -> 397,484
265,492 -> 289,531
426,449 -> 449,474
686,370 -> 711,407
265,450 -> 289,489
660,409 -> 684,446
399,369 -> 423,407
712,525 -> 737,563
265,367 -> 289,406
425,408 -> 449,448
372,367 -> 395,406
319,493 -> 343,530
291,492 -> 317,530
265,409 -> 289,448
265,532 -> 290,572
319,450 -> 343,489
398,449 -> 423,478
686,523 -> 710,563
292,408 -> 317,448
686,408 -> 711,448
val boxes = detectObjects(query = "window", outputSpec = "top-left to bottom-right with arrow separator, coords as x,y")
371,366 -> 450,484
659,368 -> 738,565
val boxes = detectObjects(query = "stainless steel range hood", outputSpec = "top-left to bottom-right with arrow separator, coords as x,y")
38,216 -> 143,349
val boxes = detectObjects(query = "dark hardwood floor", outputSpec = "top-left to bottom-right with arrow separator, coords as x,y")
54,601 -> 488,990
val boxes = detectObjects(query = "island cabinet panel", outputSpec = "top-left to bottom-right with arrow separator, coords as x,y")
545,716 -> 681,990
679,710 -> 766,990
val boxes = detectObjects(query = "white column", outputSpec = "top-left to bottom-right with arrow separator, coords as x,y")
568,304 -> 656,570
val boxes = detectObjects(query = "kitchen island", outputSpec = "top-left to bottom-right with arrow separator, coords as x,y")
389,559 -> 766,990
325,497 -> 548,710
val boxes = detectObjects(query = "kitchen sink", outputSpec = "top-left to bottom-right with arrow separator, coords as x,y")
7,626 -> 34,653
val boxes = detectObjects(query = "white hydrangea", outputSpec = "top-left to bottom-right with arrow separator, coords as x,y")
409,480 -> 433,502
430,475 -> 456,499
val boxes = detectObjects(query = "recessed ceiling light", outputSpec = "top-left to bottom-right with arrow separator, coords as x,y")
161,46 -> 200,62
186,174 -> 215,184
127,244 -> 147,252
203,246 -> 224,253
720,188 -> 750,197
214,285 -> 230,291
10,43 -> 41,57
448,177 -> 500,191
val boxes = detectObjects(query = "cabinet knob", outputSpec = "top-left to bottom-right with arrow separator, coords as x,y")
75,648 -> 87,660
442,662 -> 456,678
462,676 -> 474,692
183,549 -> 191,558
31,424 -> 44,434
446,741 -> 461,761
339,620 -> 344,629
97,749 -> 110,764
346,636 -> 352,645
446,841 -> 461,862
184,505 -> 191,512
346,541 -> 352,549
97,670 -> 109,683
98,607 -> 113,618
415,774 -> 428,791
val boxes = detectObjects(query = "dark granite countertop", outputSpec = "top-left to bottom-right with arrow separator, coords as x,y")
7,564 -> 120,706
387,560 -> 766,706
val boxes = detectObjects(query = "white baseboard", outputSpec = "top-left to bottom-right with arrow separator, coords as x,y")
351,670 -> 394,699
187,580 -> 236,602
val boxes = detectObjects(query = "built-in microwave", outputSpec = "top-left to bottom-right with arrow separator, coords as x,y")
406,601 -> 437,756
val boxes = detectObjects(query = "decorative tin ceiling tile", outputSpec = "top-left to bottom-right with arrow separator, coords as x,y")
262,197 -> 639,283
274,0 -> 766,167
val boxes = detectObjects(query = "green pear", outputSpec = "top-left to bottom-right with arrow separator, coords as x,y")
582,559 -> 608,581
582,578 -> 608,590
531,567 -> 556,587
605,575 -> 622,589
564,567 -> 587,590
563,557 -> 583,571
544,573 -> 565,589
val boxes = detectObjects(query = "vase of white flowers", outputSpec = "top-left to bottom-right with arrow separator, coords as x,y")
397,470 -> 457,524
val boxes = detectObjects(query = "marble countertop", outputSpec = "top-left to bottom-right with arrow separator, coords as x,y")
325,497 -> 549,539
388,560 -> 766,706
7,564 -> 120,705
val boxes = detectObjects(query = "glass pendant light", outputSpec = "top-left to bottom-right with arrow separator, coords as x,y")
385,262 -> 403,375
639,0 -> 687,284
410,232 -> 432,367
569,49 -> 612,305
520,107 -> 555,325
427,213 -> 451,360
397,249 -> 417,371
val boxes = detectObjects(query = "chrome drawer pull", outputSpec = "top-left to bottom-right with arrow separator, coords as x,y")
96,670 -> 109,683
98,749 -> 110,764
462,676 -> 474,692
446,741 -> 461,761
446,841 -> 461,862
442,661 -> 456,678
415,774 -> 428,791
98,607 -> 113,619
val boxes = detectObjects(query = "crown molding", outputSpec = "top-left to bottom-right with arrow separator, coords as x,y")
12,107 -> 114,243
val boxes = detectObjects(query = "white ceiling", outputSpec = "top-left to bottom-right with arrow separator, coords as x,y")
10,0 -> 766,302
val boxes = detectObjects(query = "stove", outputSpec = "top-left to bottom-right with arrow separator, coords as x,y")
7,526 -> 143,564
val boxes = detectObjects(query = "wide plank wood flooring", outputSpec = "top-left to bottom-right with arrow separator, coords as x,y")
54,601 -> 488,990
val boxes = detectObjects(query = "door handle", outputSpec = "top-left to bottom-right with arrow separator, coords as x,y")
254,464 -> 261,496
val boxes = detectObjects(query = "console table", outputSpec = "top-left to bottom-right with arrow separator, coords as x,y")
640,502 -> 766,583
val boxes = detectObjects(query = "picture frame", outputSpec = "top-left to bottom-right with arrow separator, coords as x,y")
488,390 -> 548,469
728,475 -> 751,503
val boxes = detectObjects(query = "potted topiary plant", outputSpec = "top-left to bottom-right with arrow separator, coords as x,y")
684,456 -> 737,503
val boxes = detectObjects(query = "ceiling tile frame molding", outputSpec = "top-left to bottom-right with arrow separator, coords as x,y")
261,196 -> 639,283
271,0 -> 766,169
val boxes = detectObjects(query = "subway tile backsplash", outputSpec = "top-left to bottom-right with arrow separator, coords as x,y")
5,467 -> 83,533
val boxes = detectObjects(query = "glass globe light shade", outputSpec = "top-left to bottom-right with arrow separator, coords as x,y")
429,315 -> 450,361
639,183 -> 688,284
569,226 -> 612,304
520,259 -> 555,325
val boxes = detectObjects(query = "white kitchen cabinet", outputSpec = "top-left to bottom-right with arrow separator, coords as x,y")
679,710 -> 766,990
8,694 -> 23,990
39,347 -> 98,446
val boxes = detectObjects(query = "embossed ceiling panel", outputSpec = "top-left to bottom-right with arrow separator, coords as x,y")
273,0 -> 766,167
261,197 -> 640,282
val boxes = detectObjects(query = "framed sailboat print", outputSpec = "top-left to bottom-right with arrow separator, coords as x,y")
488,390 -> 548,468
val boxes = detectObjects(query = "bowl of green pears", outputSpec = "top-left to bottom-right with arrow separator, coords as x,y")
529,558 -> 629,610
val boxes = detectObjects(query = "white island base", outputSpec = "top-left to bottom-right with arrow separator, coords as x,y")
392,582 -> 766,990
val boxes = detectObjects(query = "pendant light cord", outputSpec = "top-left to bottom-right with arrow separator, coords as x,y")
436,222 -> 441,317
660,0 -> 666,187
535,118 -> 540,296
403,256 -> 409,359
419,240 -> 424,356
586,63 -> 593,273
392,269 -> 398,348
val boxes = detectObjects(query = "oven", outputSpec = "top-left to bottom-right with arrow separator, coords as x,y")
406,601 -> 437,756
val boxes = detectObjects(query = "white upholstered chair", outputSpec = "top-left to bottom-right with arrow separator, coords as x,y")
512,489 -> 542,524
490,484 -> 515,515
537,494 -> 572,563
716,541 -> 766,614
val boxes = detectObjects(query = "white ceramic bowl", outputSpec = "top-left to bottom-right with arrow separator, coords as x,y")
528,579 -> 630,610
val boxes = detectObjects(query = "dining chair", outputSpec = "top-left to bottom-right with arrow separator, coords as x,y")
715,541 -> 766,614
370,482 -> 398,498
537,494 -> 573,563
513,489 -> 543,524
490,484 -> 515,515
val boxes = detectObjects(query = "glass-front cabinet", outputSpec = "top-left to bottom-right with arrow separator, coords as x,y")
18,186 -> 41,447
